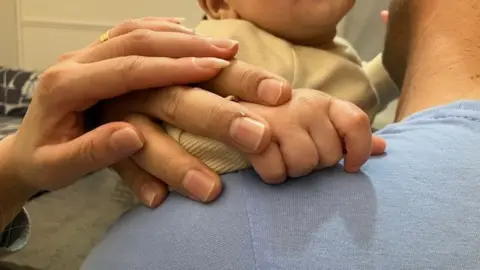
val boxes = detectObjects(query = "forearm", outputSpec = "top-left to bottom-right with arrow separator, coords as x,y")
0,136 -> 35,231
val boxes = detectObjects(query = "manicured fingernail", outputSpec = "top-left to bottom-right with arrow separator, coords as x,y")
207,38 -> 238,50
193,30 -> 207,36
140,183 -> 161,207
230,117 -> 265,151
258,79 -> 285,104
182,170 -> 215,202
177,25 -> 195,33
110,127 -> 144,156
193,57 -> 230,69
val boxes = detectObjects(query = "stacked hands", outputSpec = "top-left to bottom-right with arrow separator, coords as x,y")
2,18 -> 386,208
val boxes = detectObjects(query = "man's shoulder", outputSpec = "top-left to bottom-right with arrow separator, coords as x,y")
83,102 -> 480,270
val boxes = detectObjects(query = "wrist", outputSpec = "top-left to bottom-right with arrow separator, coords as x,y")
0,136 -> 37,229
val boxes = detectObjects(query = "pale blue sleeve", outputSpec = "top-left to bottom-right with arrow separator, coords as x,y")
83,101 -> 480,270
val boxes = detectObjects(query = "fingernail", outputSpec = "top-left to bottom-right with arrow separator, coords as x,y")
177,25 -> 195,33
140,183 -> 161,207
207,38 -> 238,50
258,79 -> 285,104
229,117 -> 265,151
182,170 -> 215,202
110,127 -> 144,156
193,57 -> 230,69
194,31 -> 207,37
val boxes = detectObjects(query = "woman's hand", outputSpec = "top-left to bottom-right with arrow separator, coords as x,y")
2,18 -> 249,196
102,59 -> 293,207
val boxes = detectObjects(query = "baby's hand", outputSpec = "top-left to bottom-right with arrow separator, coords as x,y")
239,89 -> 386,184
381,10 -> 389,24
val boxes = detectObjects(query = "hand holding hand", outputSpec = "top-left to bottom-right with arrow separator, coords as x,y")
1,17 -> 239,195
103,60 -> 293,206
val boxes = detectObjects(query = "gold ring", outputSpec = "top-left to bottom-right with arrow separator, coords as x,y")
99,30 -> 110,42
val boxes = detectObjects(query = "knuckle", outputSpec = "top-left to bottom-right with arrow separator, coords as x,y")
238,67 -> 265,97
288,156 -> 318,178
37,66 -> 67,99
204,102 -> 232,131
118,55 -> 145,82
296,95 -> 320,110
160,87 -> 184,123
321,151 -> 343,167
294,91 -> 330,112
346,108 -> 370,129
117,19 -> 143,34
56,52 -> 75,62
78,139 -> 102,166
152,154 -> 176,182
128,29 -> 154,43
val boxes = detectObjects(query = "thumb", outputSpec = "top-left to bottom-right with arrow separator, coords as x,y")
371,135 -> 387,155
43,122 -> 144,180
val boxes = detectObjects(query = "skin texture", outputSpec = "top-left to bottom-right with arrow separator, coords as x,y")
108,0 -> 388,206
199,0 -> 356,46
0,17 -> 293,229
241,90 -> 386,183
383,0 -> 480,120
193,0 -> 384,184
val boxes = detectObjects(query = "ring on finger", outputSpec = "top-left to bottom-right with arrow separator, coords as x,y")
99,30 -> 111,42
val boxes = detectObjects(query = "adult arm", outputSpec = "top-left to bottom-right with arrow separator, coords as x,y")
0,136 -> 34,256
0,17 -> 270,255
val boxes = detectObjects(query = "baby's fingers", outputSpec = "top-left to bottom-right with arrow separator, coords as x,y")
246,142 -> 287,184
381,11 -> 389,24
329,99 -> 374,172
371,136 -> 387,155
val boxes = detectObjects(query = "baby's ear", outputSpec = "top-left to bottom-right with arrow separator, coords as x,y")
197,0 -> 237,20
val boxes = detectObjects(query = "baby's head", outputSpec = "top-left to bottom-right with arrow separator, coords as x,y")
198,0 -> 355,46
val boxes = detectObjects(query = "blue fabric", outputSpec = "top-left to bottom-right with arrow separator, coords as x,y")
83,101 -> 480,270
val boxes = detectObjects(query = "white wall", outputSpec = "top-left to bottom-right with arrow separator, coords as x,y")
0,0 -> 19,67
2,0 -> 203,70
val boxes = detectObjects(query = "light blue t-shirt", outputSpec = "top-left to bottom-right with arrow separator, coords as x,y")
83,101 -> 480,270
